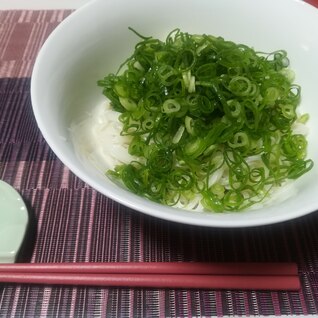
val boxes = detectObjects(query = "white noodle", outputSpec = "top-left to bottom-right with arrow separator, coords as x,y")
69,101 -> 134,173
70,100 -> 302,212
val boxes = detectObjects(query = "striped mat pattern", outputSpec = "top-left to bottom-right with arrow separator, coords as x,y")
1,9 -> 318,317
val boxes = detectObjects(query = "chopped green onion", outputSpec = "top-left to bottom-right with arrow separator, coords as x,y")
162,99 -> 181,114
98,28 -> 313,212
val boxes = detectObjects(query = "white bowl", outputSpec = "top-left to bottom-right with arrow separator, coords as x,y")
31,0 -> 318,227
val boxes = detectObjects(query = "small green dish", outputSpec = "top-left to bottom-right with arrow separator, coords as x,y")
0,181 -> 29,263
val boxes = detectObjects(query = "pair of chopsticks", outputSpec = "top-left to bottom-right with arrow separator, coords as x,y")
0,262 -> 300,290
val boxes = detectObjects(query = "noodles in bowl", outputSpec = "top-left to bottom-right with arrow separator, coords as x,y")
70,28 -> 313,213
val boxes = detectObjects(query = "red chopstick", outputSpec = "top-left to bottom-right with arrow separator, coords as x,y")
0,262 -> 300,290
0,262 -> 298,276
0,272 -> 300,290
305,0 -> 318,8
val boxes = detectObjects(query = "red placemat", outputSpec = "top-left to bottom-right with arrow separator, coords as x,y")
1,8 -> 318,317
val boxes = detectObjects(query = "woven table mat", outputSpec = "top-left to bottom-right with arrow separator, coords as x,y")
1,9 -> 318,317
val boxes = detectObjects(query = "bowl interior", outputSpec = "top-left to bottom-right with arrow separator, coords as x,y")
31,0 -> 318,227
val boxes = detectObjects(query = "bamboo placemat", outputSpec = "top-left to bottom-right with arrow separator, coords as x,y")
1,9 -> 318,317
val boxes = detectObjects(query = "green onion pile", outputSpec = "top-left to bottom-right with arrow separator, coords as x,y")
97,28 -> 313,212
